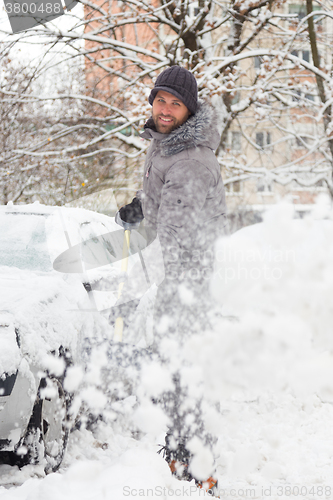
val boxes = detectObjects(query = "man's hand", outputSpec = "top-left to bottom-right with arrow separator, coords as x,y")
119,197 -> 144,224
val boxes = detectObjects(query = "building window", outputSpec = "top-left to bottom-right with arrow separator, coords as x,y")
231,131 -> 241,151
267,132 -> 271,145
289,4 -> 322,24
291,49 -> 312,62
296,136 -> 309,148
292,177 -> 327,191
257,178 -> 273,193
256,131 -> 271,149
292,89 -> 316,104
233,181 -> 241,193
256,132 -> 264,148
292,89 -> 301,102
254,55 -> 272,70
315,179 -> 327,190
302,50 -> 310,62
187,2 -> 199,18
289,4 -> 307,20
231,91 -> 240,105
226,180 -> 242,195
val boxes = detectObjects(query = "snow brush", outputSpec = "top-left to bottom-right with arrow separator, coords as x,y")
114,212 -> 141,342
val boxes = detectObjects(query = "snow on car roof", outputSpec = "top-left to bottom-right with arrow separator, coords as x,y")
0,201 -> 56,215
0,202 -> 117,221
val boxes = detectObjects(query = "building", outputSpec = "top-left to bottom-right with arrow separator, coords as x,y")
83,0 -> 333,227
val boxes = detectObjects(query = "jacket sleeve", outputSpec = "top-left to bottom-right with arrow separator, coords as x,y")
156,158 -> 213,277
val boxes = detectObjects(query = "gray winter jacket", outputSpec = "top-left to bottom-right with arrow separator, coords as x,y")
140,101 -> 228,277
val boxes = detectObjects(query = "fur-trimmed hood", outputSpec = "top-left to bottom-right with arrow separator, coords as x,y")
141,101 -> 221,157
140,99 -> 228,259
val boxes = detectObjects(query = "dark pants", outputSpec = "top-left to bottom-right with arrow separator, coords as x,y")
152,257 -> 216,478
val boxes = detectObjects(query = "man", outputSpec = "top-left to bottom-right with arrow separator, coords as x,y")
118,65 -> 228,490
120,65 -> 227,326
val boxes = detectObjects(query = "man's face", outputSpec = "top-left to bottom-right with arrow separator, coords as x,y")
152,90 -> 191,134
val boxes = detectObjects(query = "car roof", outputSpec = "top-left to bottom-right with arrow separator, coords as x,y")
0,203 -> 56,216
0,203 -> 114,222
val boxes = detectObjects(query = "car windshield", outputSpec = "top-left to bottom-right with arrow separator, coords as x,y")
0,212 -> 52,272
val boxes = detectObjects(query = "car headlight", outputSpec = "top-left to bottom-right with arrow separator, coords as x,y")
0,372 -> 17,397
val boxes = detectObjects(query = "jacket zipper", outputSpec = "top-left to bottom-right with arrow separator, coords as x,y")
146,164 -> 151,178
146,149 -> 157,178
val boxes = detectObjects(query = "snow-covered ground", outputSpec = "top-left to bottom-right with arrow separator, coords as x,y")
1,198 -> 333,499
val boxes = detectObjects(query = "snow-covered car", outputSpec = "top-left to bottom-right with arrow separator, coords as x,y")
0,202 -> 137,473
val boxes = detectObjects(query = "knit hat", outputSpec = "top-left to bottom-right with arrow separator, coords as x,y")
149,66 -> 198,115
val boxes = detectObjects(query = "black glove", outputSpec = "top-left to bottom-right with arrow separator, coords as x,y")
119,197 -> 144,224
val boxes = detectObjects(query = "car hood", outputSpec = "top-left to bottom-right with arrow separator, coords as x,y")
0,271 -> 51,306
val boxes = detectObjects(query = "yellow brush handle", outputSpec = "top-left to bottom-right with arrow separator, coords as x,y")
114,229 -> 131,342
113,317 -> 124,342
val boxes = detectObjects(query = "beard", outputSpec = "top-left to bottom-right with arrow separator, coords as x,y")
152,112 -> 188,134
